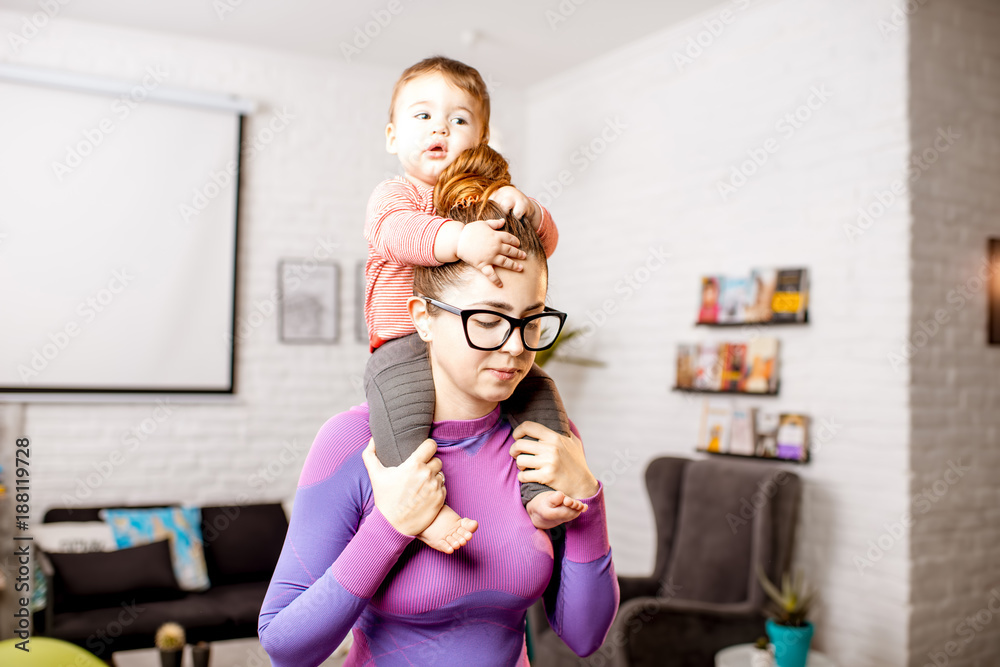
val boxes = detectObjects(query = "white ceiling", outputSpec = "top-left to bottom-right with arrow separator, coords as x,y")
0,0 -> 721,85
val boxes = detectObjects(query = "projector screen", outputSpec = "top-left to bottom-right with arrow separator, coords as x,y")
0,74 -> 244,394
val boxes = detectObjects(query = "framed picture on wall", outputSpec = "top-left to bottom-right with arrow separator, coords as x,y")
356,260 -> 369,344
991,239 -> 1000,346
279,260 -> 339,343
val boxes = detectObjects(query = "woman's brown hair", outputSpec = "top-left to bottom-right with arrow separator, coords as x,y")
414,143 -> 547,305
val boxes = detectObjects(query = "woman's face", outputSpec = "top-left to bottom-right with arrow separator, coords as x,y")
413,257 -> 548,419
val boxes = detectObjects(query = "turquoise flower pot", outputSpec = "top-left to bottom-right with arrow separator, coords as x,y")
766,618 -> 813,667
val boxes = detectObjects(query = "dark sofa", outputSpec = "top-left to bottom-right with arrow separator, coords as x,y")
33,502 -> 288,659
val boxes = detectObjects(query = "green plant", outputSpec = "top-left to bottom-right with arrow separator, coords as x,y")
534,327 -> 605,369
757,566 -> 817,627
154,622 -> 185,651
754,636 -> 769,650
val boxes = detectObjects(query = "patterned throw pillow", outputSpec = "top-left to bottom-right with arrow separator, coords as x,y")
99,506 -> 210,591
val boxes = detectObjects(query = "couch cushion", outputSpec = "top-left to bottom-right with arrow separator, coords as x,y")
201,504 -> 287,585
198,580 -> 270,626
47,539 -> 184,613
100,506 -> 211,592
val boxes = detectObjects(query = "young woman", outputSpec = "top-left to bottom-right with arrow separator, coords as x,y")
258,145 -> 619,666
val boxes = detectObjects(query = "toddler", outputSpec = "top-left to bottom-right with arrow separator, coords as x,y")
363,56 -> 584,554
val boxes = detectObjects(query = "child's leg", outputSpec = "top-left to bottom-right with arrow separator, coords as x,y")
364,333 -> 477,553
364,333 -> 435,467
501,363 -> 571,507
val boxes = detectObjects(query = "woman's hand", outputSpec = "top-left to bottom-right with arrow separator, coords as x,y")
509,422 -> 599,500
362,438 -> 446,536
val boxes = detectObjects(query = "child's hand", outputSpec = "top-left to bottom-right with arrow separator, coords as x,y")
456,219 -> 527,287
488,186 -> 541,231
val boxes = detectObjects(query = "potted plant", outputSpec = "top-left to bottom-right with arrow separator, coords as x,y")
757,566 -> 817,667
192,640 -> 211,667
154,622 -> 185,667
534,328 -> 604,369
751,636 -> 773,667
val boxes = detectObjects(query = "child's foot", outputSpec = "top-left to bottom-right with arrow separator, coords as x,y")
416,504 -> 478,554
526,490 -> 588,530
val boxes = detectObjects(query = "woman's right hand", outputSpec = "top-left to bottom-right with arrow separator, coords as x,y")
361,438 -> 445,536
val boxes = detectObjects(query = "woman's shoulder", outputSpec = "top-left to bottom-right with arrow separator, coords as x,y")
297,403 -> 372,488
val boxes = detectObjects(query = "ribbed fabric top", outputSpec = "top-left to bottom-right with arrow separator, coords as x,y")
258,402 -> 618,667
363,177 -> 559,351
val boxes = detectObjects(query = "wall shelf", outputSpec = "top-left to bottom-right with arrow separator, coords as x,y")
672,385 -> 780,397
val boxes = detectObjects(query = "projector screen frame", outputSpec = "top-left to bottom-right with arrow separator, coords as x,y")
0,66 -> 252,399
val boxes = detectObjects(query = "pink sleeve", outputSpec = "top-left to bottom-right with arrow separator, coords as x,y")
529,197 -> 559,258
365,180 -> 452,266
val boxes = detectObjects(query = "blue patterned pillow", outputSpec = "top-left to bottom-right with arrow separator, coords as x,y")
100,506 -> 210,591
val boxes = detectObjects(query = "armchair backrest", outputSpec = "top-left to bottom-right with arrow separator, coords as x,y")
647,456 -> 801,606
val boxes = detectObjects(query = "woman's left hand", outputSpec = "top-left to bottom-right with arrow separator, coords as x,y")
509,422 -> 600,500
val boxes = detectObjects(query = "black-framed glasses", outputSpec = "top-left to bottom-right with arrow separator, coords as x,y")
420,296 -> 567,351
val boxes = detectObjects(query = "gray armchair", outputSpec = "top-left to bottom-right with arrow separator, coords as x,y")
529,455 -> 802,667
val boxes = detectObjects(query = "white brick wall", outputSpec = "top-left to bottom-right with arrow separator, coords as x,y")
522,1 -> 912,664
908,2 -> 1000,666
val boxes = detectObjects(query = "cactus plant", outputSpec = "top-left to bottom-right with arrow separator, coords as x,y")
756,566 -> 817,627
154,622 -> 186,651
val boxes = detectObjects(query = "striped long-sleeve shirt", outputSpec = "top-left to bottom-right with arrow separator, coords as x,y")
257,402 -> 619,666
363,177 -> 559,351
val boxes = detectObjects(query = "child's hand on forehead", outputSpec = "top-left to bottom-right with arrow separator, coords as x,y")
456,219 -> 527,288
488,186 -> 541,231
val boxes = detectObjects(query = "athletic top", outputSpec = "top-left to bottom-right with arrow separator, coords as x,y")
258,402 -> 618,666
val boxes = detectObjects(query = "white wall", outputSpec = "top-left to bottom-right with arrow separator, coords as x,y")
0,14 -> 526,519
522,0 -> 912,664
908,1 -> 1000,665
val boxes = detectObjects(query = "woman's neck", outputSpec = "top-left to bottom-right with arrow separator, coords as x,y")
432,389 -> 498,423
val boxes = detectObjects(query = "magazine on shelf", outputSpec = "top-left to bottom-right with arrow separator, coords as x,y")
676,344 -> 696,389
720,342 -> 748,392
746,268 -> 778,323
697,276 -> 722,323
697,399 -> 734,454
729,407 -> 756,456
743,336 -> 780,393
776,414 -> 810,461
692,342 -> 723,391
754,411 -> 781,458
771,268 -> 809,322
718,276 -> 751,324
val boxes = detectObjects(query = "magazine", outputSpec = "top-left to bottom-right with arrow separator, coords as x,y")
771,268 -> 809,323
698,400 -> 734,453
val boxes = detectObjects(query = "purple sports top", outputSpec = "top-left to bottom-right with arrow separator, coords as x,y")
258,402 -> 619,666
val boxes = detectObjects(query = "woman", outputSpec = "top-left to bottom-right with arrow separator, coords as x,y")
258,145 -> 619,666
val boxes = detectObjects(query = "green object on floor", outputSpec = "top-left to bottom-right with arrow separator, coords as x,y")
0,636 -> 108,666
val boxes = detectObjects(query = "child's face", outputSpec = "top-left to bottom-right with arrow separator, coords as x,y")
386,72 -> 483,189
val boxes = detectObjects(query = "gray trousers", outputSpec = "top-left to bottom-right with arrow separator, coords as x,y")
364,333 -> 571,506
